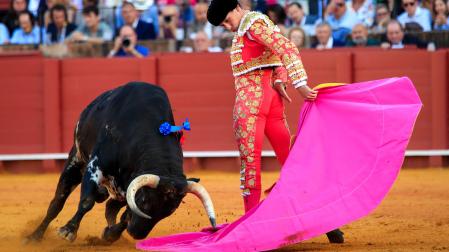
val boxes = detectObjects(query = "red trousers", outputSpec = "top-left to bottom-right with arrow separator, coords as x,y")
233,69 -> 291,212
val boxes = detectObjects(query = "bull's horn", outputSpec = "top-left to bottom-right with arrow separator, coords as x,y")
126,174 -> 160,219
187,181 -> 217,228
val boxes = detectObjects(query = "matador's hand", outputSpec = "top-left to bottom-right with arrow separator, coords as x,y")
274,82 -> 292,103
297,85 -> 318,101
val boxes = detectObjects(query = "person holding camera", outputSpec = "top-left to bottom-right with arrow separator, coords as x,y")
108,25 -> 149,58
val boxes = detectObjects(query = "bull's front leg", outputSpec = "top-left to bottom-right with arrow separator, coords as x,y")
102,208 -> 129,243
58,157 -> 102,242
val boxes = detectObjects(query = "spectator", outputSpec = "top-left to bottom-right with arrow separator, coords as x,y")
68,6 -> 113,43
288,27 -> 307,50
159,5 -> 178,39
108,25 -> 149,58
181,30 -> 222,52
347,0 -> 375,27
189,1 -> 222,39
10,10 -> 41,44
325,0 -> 360,30
2,0 -> 29,35
313,22 -> 345,50
286,2 -> 319,35
266,4 -> 288,35
325,0 -> 359,43
120,1 -> 156,40
46,4 -> 77,43
432,0 -> 449,30
138,0 -> 160,35
346,23 -> 380,47
192,30 -> 222,52
397,0 -> 432,31
370,4 -> 391,33
44,0 -> 77,28
0,23 -> 10,44
380,20 -> 427,49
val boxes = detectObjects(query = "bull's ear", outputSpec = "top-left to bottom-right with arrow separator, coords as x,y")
187,178 -> 200,183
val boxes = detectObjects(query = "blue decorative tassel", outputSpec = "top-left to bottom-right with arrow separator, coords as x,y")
159,118 -> 191,136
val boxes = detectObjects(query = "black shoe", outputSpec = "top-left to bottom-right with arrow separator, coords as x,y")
326,229 -> 344,243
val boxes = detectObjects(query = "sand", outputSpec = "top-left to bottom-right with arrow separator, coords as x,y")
0,168 -> 448,252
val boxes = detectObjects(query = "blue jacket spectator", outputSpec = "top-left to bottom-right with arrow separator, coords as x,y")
397,0 -> 432,31
46,4 -> 77,44
0,23 -> 10,44
119,1 -> 156,40
10,10 -> 41,44
108,25 -> 149,58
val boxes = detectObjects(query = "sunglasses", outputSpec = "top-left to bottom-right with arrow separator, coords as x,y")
377,11 -> 388,16
403,1 -> 415,7
336,2 -> 345,7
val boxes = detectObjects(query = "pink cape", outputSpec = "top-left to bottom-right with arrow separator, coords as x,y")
137,77 -> 422,251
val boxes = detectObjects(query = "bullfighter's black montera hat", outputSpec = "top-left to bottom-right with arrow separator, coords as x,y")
207,0 -> 239,26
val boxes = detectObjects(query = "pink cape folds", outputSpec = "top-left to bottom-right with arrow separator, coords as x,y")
137,77 -> 422,252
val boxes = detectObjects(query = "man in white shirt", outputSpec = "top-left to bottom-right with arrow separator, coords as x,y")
397,0 -> 432,32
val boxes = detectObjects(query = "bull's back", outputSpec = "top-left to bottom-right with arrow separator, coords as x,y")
76,82 -> 177,153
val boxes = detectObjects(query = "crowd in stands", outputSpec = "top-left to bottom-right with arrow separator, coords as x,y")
0,0 -> 448,57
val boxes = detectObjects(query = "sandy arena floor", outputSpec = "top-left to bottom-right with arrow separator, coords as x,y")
0,169 -> 448,252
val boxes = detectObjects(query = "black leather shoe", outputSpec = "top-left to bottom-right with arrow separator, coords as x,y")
326,229 -> 344,243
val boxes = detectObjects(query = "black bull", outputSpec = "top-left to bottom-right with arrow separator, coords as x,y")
25,82 -> 216,244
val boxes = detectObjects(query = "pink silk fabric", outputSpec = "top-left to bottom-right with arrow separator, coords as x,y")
137,77 -> 422,252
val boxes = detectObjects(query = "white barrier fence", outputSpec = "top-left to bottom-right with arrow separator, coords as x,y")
1,150 -> 449,161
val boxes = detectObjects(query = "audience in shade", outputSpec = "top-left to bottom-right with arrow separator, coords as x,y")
313,22 -> 345,50
433,0 -> 449,30
108,25 -> 149,58
381,20 -> 427,49
2,0 -> 29,36
10,10 -> 41,44
347,0 -> 375,27
68,6 -> 113,43
46,4 -> 77,44
346,23 -> 380,47
397,0 -> 432,31
120,1 -> 156,40
288,27 -> 307,50
286,2 -> 319,35
371,4 -> 391,33
266,4 -> 288,35
0,23 -> 10,44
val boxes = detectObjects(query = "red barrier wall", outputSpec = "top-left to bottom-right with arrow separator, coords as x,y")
60,57 -> 158,151
0,56 -> 47,154
0,49 -> 448,172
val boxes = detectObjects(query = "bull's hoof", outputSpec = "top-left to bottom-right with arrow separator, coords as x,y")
101,226 -> 122,243
57,225 -> 77,242
85,235 -> 112,246
326,229 -> 344,244
22,233 -> 43,244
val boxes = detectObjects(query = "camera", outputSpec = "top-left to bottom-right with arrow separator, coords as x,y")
122,37 -> 131,48
164,15 -> 172,23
